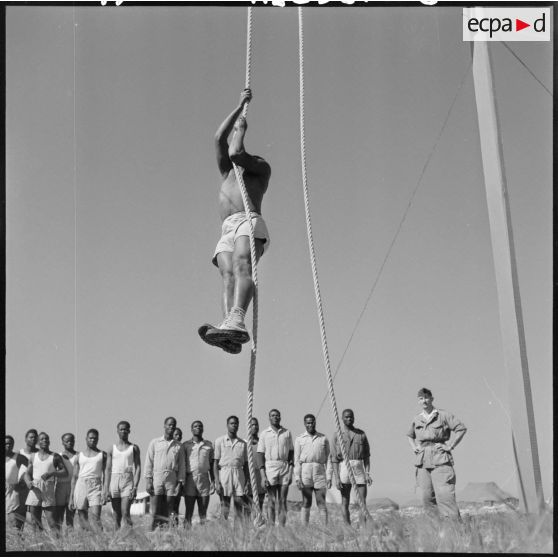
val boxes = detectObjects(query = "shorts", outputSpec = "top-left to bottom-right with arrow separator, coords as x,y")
153,470 -> 180,497
26,480 -> 56,508
184,472 -> 211,498
212,212 -> 270,267
110,471 -> 134,498
5,484 -> 20,513
265,460 -> 290,486
299,462 -> 327,490
339,459 -> 367,485
219,466 -> 246,497
55,481 -> 72,506
74,477 -> 103,509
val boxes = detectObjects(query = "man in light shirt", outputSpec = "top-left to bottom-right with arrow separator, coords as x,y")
245,417 -> 266,515
183,420 -> 214,526
5,435 -> 29,531
407,387 -> 467,519
54,433 -> 78,528
331,409 -> 372,525
294,414 -> 332,525
257,409 -> 294,526
144,416 -> 186,530
214,416 -> 250,521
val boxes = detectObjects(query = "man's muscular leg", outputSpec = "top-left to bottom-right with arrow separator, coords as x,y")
199,251 -> 242,353
217,252 -> 235,315
205,237 -> 263,344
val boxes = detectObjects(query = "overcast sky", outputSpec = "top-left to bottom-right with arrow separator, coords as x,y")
6,4 -> 552,502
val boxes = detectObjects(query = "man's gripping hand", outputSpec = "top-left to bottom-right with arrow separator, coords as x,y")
239,88 -> 252,107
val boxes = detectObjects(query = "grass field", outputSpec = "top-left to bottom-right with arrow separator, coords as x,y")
5,506 -> 553,553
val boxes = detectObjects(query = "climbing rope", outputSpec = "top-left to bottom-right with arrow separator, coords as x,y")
297,7 -> 370,520
233,6 -> 262,524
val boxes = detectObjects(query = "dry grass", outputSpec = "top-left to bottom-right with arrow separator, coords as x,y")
4,506 -> 553,553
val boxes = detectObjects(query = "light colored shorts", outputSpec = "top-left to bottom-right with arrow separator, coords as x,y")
26,480 -> 56,508
5,484 -> 20,513
300,462 -> 328,490
55,480 -> 72,506
110,471 -> 134,498
219,466 -> 246,497
185,472 -> 211,498
153,470 -> 180,497
265,460 -> 290,486
74,477 -> 103,509
339,459 -> 367,485
212,212 -> 270,266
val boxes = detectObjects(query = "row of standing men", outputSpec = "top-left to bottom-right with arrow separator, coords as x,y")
6,388 -> 467,533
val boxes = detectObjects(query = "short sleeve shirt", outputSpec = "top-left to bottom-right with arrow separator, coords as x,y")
331,428 -> 370,463
214,436 -> 247,468
294,431 -> 330,465
183,439 -> 214,475
407,408 -> 466,468
257,427 -> 294,462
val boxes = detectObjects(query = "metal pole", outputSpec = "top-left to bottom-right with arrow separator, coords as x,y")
471,28 -> 544,513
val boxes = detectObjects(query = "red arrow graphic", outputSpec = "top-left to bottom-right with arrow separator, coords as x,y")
516,19 -> 530,31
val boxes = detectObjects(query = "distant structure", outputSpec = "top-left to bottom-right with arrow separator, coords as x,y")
130,491 -> 150,516
458,482 -> 518,507
367,498 -> 399,512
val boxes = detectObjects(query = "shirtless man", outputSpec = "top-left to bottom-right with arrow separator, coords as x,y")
23,432 -> 68,533
69,429 -> 107,530
105,421 -> 141,529
55,433 -> 78,528
5,435 -> 28,530
198,88 -> 271,354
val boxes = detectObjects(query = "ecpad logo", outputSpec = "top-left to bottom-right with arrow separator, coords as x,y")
463,8 -> 550,42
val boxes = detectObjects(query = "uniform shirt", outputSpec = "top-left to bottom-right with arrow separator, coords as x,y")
331,428 -> 370,463
294,431 -> 332,483
144,437 -> 185,482
214,436 -> 247,469
294,431 -> 330,465
183,439 -> 214,474
257,426 -> 293,462
407,407 -> 467,468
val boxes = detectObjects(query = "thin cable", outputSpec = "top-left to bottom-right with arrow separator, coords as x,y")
316,60 -> 473,418
73,6 -> 78,437
298,7 -> 370,520
501,42 -> 552,97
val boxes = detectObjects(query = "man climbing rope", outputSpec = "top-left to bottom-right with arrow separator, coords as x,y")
198,88 -> 271,354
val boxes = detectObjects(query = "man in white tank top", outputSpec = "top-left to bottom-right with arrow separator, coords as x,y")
69,429 -> 107,530
5,435 -> 29,531
55,433 -> 78,528
105,421 -> 141,529
23,432 -> 68,533
18,428 -> 38,527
